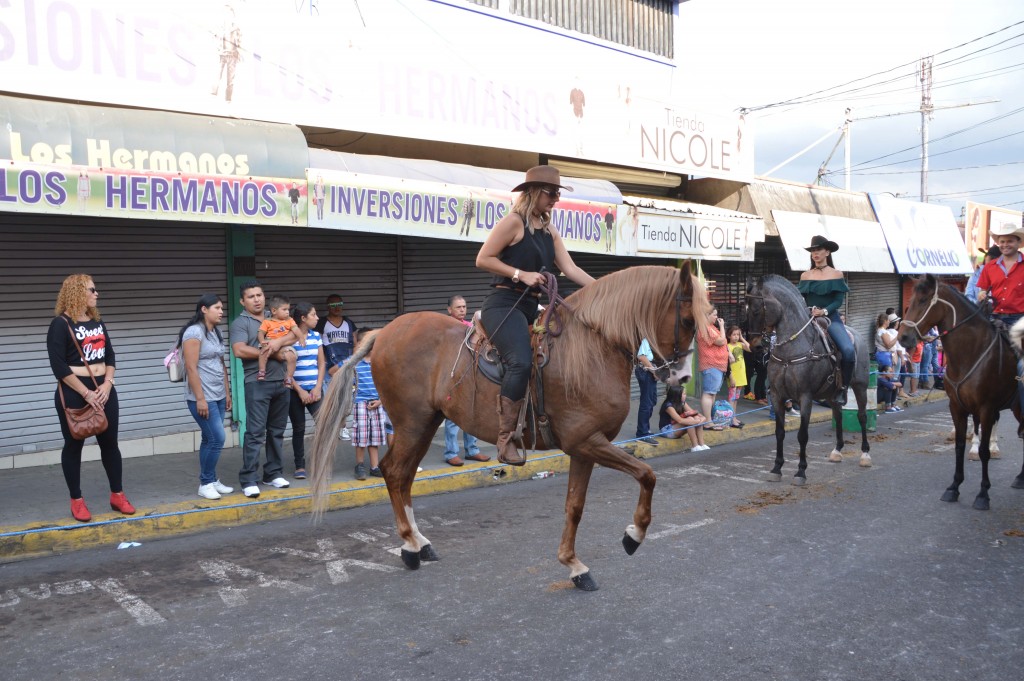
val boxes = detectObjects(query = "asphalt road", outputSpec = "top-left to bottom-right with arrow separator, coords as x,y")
2,400 -> 1022,681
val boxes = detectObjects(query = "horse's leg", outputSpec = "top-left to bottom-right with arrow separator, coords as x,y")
767,392 -> 787,482
969,416 -> 981,460
973,412 -> 995,511
560,437 -> 656,590
828,400 -> 844,463
557,456 -> 599,591
990,413 -> 1001,458
856,383 -> 872,467
792,395 -> 813,486
380,418 -> 444,569
942,410 -> 969,503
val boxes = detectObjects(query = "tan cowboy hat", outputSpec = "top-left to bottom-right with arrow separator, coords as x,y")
511,165 -> 574,193
804,234 -> 839,253
989,220 -> 1024,242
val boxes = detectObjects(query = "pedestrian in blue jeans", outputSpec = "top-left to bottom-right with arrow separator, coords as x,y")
634,338 -> 659,445
178,293 -> 234,500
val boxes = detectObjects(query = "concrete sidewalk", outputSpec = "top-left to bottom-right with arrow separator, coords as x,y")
0,392 -> 946,562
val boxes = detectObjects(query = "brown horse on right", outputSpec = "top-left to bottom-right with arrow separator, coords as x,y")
899,274 -> 1024,510
308,265 -> 710,591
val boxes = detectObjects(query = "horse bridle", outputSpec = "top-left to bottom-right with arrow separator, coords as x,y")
648,291 -> 697,373
900,285 -> 982,338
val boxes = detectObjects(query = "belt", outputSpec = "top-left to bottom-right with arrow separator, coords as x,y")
494,285 -> 542,299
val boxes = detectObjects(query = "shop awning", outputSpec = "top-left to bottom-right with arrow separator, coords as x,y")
622,195 -> 764,261
772,210 -> 894,273
308,149 -> 622,205
869,194 -> 972,275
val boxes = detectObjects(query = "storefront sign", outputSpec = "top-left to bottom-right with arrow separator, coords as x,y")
618,198 -> 762,260
869,194 -> 971,275
309,170 -> 616,254
0,95 -> 307,223
0,162 -> 300,224
0,1 -> 753,182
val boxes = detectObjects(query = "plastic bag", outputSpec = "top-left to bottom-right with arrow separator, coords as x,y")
712,399 -> 734,423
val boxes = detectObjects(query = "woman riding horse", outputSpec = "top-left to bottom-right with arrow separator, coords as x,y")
798,235 -> 855,405
476,166 -> 595,466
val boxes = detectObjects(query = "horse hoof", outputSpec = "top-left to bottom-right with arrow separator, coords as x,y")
419,544 -> 440,562
828,450 -> 843,463
401,549 -> 422,570
571,572 -> 600,591
940,491 -> 959,503
622,532 -> 641,556
989,450 -> 1001,460
792,477 -> 806,487
767,473 -> 782,483
973,497 -> 991,511
859,454 -> 872,468
968,451 -> 980,462
1011,477 -> 1024,490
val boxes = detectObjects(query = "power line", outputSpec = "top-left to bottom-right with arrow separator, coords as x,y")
848,160 -> 1024,176
740,19 -> 1024,113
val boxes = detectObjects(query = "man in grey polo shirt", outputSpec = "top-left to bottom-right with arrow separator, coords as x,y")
230,279 -> 291,498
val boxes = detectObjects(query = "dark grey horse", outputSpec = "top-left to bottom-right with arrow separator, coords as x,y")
745,275 -> 871,484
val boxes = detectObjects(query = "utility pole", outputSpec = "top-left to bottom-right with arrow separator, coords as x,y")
919,56 -> 933,202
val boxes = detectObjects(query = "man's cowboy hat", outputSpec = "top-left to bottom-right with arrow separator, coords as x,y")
989,219 -> 1024,242
804,234 -> 839,253
511,165 -> 574,193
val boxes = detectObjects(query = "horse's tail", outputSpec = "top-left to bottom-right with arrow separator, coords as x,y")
1010,317 -> 1024,355
308,330 -> 379,520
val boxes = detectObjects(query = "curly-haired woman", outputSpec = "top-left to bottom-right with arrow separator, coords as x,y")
46,274 -> 135,522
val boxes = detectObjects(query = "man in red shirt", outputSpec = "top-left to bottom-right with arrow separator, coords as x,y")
977,223 -> 1024,323
977,221 -> 1024,409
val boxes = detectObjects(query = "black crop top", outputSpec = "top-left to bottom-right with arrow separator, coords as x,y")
47,315 -> 116,380
491,219 -> 557,289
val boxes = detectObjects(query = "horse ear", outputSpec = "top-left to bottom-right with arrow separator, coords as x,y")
678,260 -> 693,293
745,275 -> 754,293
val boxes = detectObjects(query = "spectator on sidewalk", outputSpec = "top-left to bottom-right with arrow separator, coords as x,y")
634,337 -> 659,445
316,293 -> 357,439
877,353 -> 903,413
230,280 -> 291,498
726,325 -> 750,428
352,328 -> 385,480
443,295 -> 489,465
874,312 -> 898,365
697,308 -> 729,431
288,301 -> 326,480
48,273 -> 135,522
178,294 -> 234,500
658,385 -> 708,451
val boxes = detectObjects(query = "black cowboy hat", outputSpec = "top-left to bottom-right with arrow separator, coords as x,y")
804,235 -> 839,253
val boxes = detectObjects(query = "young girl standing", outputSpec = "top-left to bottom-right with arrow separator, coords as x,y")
726,325 -> 750,428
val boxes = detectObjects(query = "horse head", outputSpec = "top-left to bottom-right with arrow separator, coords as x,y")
899,274 -> 952,348
647,263 -> 701,386
744,275 -> 783,334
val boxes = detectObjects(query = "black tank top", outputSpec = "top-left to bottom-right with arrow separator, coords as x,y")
491,216 -> 557,289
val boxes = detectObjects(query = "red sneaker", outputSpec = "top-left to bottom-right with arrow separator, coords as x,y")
70,497 -> 91,522
109,491 -> 136,515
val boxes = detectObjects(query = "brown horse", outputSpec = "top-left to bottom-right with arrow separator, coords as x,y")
308,265 -> 710,590
898,274 -> 1024,510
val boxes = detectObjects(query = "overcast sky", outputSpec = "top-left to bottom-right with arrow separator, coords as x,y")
677,0 -> 1024,216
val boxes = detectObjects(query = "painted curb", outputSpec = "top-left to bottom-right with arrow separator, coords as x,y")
0,394 -> 946,563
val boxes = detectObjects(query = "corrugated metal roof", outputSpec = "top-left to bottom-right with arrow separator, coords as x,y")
622,195 -> 763,221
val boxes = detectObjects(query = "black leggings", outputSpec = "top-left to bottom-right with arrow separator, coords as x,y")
480,288 -> 540,401
54,378 -> 122,499
288,390 -> 322,470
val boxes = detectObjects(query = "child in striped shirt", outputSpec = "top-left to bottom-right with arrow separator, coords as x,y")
352,329 -> 385,480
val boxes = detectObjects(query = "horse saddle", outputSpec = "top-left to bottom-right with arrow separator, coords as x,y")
466,311 -> 550,386
812,316 -> 855,385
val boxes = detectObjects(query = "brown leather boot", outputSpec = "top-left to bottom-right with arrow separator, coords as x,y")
496,395 -> 526,466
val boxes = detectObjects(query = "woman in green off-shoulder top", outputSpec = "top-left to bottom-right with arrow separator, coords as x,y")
797,235 -> 855,405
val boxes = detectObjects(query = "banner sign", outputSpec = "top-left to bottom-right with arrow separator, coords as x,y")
617,199 -> 763,260
772,211 -> 893,273
869,194 -> 972,275
308,170 -> 616,254
0,1 -> 753,182
0,162 -> 301,224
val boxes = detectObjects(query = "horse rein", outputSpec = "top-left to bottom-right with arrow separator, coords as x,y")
900,286 -> 982,337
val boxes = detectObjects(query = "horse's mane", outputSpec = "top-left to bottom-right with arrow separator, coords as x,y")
760,273 -> 808,315
923,277 -> 979,312
557,266 -> 710,396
